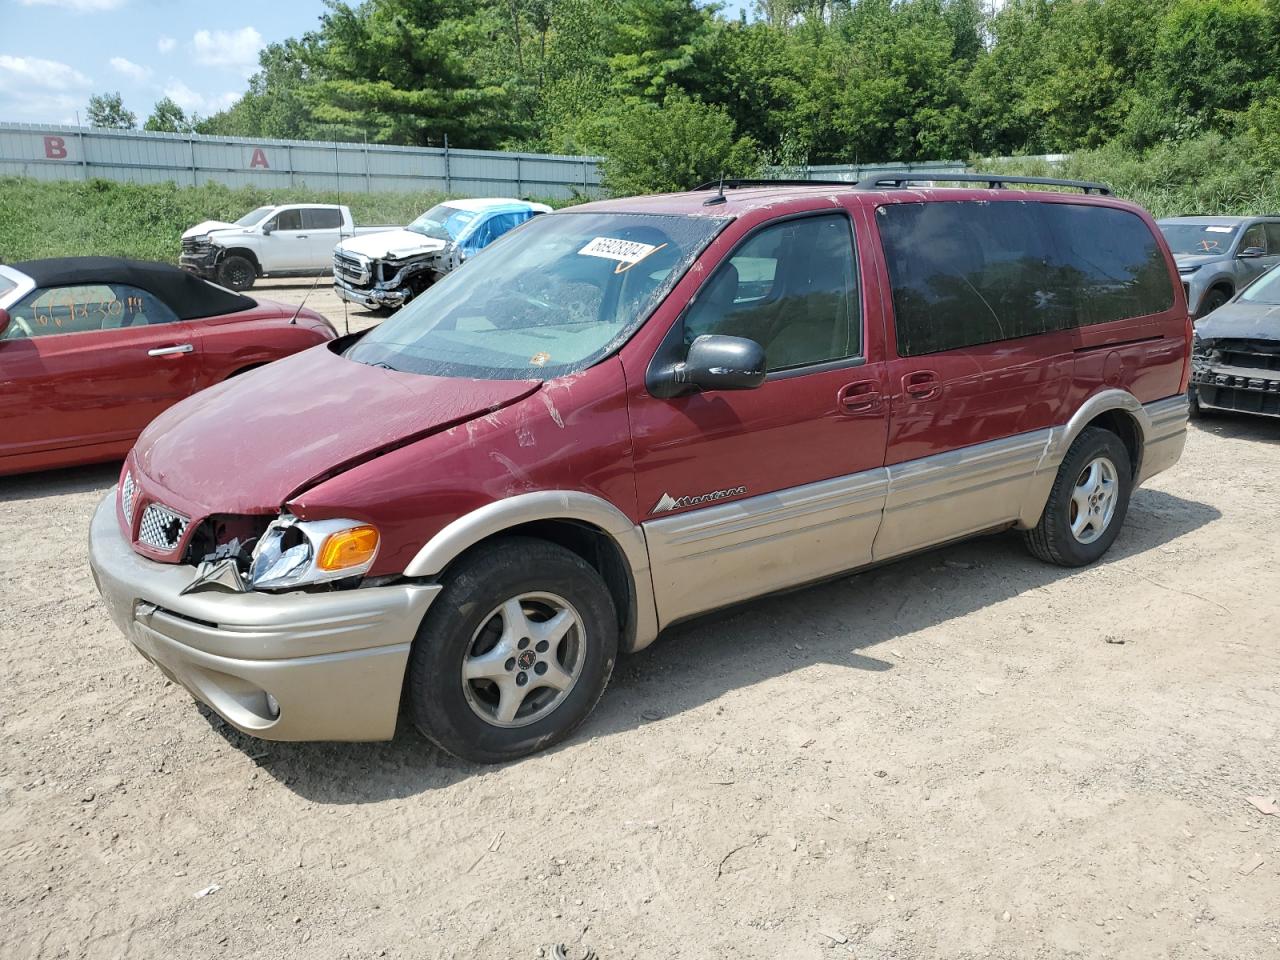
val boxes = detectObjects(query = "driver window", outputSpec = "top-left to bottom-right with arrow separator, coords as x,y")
3,284 -> 178,340
682,214 -> 860,372
1240,223 -> 1267,254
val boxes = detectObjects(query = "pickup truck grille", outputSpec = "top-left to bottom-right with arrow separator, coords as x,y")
181,238 -> 212,254
335,251 -> 370,287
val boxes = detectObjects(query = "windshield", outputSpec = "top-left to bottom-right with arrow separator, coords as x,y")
235,206 -> 274,227
407,203 -> 487,241
346,212 -> 726,379
1241,265 -> 1280,305
1160,222 -> 1238,256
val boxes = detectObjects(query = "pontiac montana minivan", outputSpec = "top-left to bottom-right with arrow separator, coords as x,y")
89,174 -> 1191,763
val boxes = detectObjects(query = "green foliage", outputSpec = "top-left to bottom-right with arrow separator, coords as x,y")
0,177 -> 570,264
86,91 -> 136,130
144,98 -> 194,134
595,93 -> 762,195
986,133 -> 1280,218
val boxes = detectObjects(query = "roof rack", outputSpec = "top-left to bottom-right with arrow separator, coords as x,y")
692,178 -> 859,191
853,172 -> 1111,195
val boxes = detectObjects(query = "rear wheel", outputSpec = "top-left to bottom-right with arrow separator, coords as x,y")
217,255 -> 256,291
1024,427 -> 1132,567
406,537 -> 618,764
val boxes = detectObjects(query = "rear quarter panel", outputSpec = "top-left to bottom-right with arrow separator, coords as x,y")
194,303 -> 334,383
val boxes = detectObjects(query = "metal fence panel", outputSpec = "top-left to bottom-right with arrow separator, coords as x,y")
0,122 -> 606,201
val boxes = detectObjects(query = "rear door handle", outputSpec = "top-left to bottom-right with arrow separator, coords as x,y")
148,344 -> 193,357
837,379 -> 882,415
296,234 -> 309,239
902,370 -> 942,401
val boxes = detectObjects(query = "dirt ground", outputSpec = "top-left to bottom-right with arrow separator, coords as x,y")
2,278 -> 1279,959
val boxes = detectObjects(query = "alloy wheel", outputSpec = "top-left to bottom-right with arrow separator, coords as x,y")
1069,455 -> 1119,545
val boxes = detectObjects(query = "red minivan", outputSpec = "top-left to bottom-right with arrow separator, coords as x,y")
88,175 -> 1191,763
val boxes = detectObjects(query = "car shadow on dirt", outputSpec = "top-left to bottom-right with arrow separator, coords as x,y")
217,486 -> 1220,804
1193,412 -> 1280,446
0,462 -> 120,502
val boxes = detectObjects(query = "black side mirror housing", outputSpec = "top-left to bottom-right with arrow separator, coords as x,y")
261,222 -> 274,235
650,333 -> 767,398
1239,246 -> 1266,258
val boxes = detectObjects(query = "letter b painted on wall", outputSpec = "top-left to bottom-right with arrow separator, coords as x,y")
43,136 -> 68,160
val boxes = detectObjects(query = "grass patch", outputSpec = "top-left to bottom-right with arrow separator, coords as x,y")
0,177 -> 578,264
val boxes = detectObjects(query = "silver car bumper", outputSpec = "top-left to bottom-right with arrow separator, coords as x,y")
88,494 -> 440,741
333,276 -> 408,310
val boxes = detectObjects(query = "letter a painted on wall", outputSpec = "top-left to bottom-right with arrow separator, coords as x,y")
44,135 -> 68,159
249,148 -> 270,169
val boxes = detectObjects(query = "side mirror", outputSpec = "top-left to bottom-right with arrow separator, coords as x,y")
681,334 -> 767,392
1239,246 -> 1266,259
261,222 -> 274,235
0,307 -> 9,339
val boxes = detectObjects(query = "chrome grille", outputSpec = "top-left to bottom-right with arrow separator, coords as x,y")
181,238 -> 212,254
137,503 -> 190,551
120,471 -> 136,521
335,251 -> 370,286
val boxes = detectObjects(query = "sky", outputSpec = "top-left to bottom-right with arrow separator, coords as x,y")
0,0 -> 330,124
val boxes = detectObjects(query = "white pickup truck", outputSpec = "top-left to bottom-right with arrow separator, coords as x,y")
179,204 -> 396,291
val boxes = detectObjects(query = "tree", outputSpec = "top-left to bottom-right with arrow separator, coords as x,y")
198,41 -> 322,140
606,0 -> 716,100
596,92 -> 761,195
86,91 -> 136,129
143,97 -> 193,133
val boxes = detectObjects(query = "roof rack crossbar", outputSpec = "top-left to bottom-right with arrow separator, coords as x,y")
853,172 -> 1111,195
691,178 -> 861,191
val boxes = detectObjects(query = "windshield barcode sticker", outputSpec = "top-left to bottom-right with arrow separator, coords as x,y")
579,237 -> 661,264
1205,226 -> 1234,233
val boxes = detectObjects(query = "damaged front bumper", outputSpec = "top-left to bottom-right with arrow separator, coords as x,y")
1191,341 -> 1280,417
179,248 -> 219,280
333,248 -> 453,311
88,494 -> 441,741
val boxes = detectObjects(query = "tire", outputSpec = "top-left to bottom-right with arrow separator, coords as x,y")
1024,426 -> 1133,567
406,536 -> 618,764
217,255 -> 256,291
1188,384 -> 1208,419
1196,287 -> 1229,318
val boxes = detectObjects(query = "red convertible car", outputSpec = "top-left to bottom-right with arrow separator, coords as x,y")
0,257 -> 335,476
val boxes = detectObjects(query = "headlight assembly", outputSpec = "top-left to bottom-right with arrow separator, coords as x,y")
249,516 -> 380,591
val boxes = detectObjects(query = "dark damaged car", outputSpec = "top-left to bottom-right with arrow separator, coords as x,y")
1190,262 -> 1280,418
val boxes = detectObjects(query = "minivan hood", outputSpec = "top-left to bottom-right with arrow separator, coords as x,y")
183,220 -> 242,240
133,344 -> 539,515
337,229 -> 447,260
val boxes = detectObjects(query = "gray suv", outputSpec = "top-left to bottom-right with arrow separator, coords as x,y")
1157,215 -> 1280,317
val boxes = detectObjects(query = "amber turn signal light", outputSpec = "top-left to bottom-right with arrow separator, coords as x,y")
317,525 -> 379,571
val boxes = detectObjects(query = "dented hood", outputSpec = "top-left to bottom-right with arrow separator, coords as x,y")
337,229 -> 447,261
1195,301 -> 1280,341
133,343 -> 538,515
182,220 -> 241,240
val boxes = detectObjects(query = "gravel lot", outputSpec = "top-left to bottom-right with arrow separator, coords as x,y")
2,279 -> 1279,959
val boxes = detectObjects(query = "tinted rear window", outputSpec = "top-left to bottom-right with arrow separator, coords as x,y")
878,201 -> 1174,357
303,208 -> 343,230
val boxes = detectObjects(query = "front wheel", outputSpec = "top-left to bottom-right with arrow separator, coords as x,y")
1024,427 -> 1132,567
405,537 -> 618,764
217,255 -> 256,291
1196,287 -> 1229,318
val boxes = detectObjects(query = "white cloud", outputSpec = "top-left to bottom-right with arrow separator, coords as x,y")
0,54 -> 91,92
191,27 -> 264,74
109,56 -> 150,82
157,36 -> 176,55
18,0 -> 127,10
162,79 -> 238,115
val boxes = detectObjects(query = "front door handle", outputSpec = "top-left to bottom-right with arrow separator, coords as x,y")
902,370 -> 942,401
837,379 -> 882,415
296,234 -> 309,239
148,344 -> 194,357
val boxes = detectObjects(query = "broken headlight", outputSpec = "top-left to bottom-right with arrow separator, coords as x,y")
249,515 -> 380,591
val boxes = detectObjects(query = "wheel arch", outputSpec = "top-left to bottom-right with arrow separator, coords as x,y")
403,492 -> 659,653
1017,389 -> 1151,529
218,247 -> 262,274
